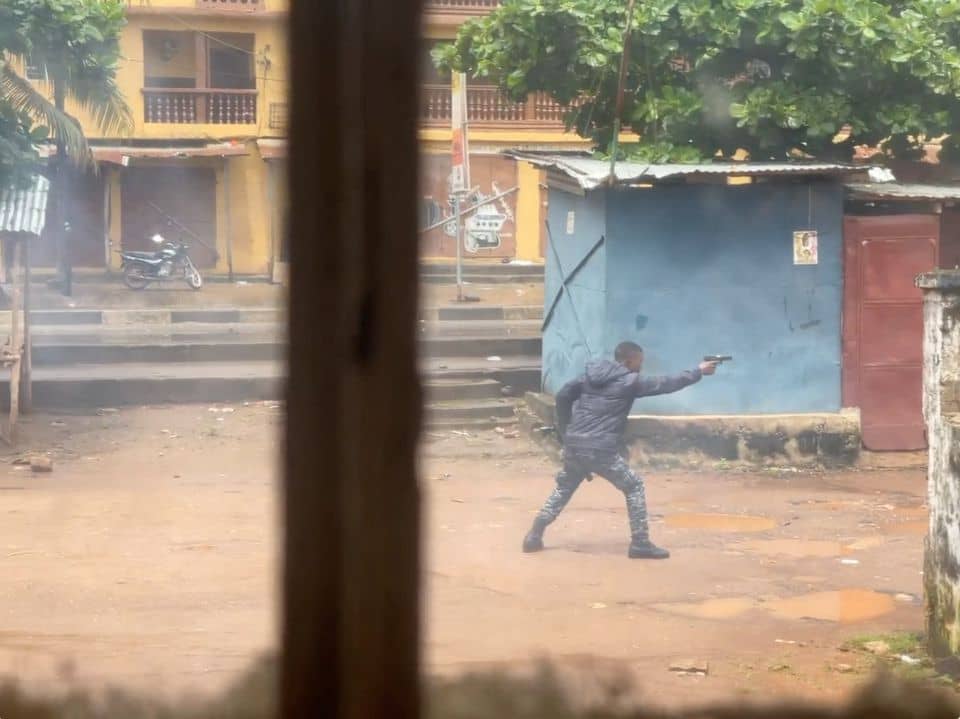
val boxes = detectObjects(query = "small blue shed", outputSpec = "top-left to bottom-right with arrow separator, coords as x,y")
523,154 -> 863,416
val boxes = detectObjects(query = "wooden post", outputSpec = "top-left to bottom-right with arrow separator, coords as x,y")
282,0 -> 422,717
6,240 -> 23,443
21,236 -> 31,413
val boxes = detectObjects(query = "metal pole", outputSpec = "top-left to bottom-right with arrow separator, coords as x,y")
453,191 -> 463,301
608,0 -> 637,185
103,168 -> 112,271
266,161 -> 277,282
8,241 -> 23,442
224,160 -> 235,282
21,237 -> 31,413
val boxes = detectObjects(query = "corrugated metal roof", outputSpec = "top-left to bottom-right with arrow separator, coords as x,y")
846,182 -> 960,201
256,138 -> 286,160
91,142 -> 249,165
507,152 -> 861,190
0,175 -> 49,236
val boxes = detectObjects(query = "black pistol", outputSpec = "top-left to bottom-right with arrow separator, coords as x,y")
703,355 -> 733,364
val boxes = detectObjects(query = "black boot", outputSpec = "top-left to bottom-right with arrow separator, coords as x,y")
628,538 -> 670,559
522,518 -> 548,553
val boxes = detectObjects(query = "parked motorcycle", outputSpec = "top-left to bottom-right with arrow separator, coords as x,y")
119,233 -> 203,291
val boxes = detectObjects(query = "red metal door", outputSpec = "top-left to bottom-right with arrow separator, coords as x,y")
843,215 -> 939,450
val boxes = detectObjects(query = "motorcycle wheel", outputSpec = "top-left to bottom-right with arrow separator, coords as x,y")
124,265 -> 150,291
187,268 -> 203,290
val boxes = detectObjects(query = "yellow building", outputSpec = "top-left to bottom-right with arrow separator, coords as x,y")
420,1 -> 629,262
33,0 -> 289,280
38,0 -> 612,276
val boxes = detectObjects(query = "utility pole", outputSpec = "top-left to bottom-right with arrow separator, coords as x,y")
52,81 -> 71,297
450,72 -> 471,302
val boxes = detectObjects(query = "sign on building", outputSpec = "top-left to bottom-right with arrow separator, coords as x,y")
793,230 -> 818,265
464,203 -> 506,252
450,73 -> 470,194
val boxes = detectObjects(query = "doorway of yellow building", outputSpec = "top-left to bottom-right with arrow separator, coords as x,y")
121,166 -> 218,270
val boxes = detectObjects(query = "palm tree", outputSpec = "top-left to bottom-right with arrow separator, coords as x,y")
1,0 -> 132,294
0,59 -> 91,169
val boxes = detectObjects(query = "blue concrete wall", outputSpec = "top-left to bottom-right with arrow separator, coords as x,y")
541,187 -> 607,394
601,181 -> 844,415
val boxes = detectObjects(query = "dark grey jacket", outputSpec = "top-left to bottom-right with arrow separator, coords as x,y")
556,359 -> 701,452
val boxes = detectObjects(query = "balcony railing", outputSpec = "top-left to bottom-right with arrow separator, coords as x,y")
421,84 -> 571,127
196,0 -> 264,10
425,0 -> 500,10
143,89 -> 258,125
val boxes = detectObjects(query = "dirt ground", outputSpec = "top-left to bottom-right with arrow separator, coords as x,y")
421,431 -> 931,711
0,408 -> 934,711
0,404 -> 281,699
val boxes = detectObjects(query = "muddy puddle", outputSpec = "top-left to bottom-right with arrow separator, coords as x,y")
652,597 -> 756,620
768,589 -> 895,623
665,513 -> 776,532
654,589 -> 896,624
738,536 -> 888,558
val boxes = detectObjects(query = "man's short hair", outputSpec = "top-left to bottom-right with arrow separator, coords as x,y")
614,341 -> 644,362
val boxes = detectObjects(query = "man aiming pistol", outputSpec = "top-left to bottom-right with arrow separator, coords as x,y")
523,342 -> 725,559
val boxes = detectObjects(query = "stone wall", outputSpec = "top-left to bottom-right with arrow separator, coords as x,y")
522,393 -> 861,469
918,270 -> 960,657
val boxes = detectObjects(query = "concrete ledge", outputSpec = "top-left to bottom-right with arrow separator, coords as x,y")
421,335 -> 541,358
102,310 -> 171,326
0,308 -> 285,327
26,376 -> 283,408
417,305 -> 543,321
31,310 -> 104,326
918,270 -> 960,290
524,392 -> 861,468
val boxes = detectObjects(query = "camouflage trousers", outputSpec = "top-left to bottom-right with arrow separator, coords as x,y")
533,448 -> 649,541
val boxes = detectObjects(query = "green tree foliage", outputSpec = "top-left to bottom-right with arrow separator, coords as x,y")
0,69 -> 47,186
435,0 -> 960,162
0,0 -> 131,185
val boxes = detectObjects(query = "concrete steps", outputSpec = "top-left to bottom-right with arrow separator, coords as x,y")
421,356 -> 541,395
425,378 -> 505,403
418,305 -> 542,321
427,415 -> 520,432
0,308 -> 285,327
418,319 -> 541,338
420,335 -> 541,359
6,361 -> 282,408
426,398 -> 517,423
423,381 -> 519,431
0,303 -> 542,414
420,316 -> 541,428
32,340 -> 282,365
420,262 -> 543,285
3,309 -> 286,408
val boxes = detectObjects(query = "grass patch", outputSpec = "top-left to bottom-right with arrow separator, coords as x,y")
845,631 -> 924,656
844,632 -> 957,689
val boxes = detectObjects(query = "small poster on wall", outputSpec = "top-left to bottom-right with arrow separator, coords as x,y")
793,230 -> 818,265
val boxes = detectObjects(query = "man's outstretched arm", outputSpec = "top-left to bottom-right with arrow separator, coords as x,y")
635,361 -> 717,398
